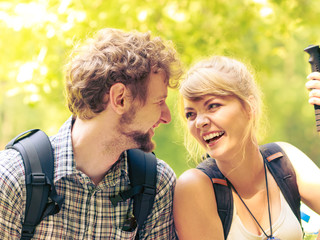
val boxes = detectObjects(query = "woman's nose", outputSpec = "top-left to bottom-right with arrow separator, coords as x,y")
195,114 -> 209,128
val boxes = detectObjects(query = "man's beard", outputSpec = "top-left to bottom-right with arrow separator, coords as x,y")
122,130 -> 155,152
119,106 -> 155,152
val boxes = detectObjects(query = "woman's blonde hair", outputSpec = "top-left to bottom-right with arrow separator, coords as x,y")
179,56 -> 265,163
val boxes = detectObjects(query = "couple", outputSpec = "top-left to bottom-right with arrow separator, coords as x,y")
0,28 -> 319,239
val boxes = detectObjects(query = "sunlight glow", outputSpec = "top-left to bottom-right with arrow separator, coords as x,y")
252,0 -> 268,4
0,2 -> 54,31
251,0 -> 273,18
58,0 -> 72,14
29,94 -> 40,103
138,10 -> 148,22
6,88 -> 20,97
0,1 -> 86,33
46,26 -> 56,38
14,2 -> 47,27
43,84 -> 51,94
165,4 -> 186,22
260,7 -> 273,17
37,47 -> 47,62
24,93 -> 41,104
24,83 -> 39,93
17,62 -> 38,83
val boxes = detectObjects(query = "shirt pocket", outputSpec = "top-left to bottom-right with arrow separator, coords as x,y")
114,227 -> 138,240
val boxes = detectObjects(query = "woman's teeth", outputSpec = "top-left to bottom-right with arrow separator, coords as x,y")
203,131 -> 224,143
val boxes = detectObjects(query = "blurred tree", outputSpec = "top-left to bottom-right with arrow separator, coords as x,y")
1,0 -> 320,177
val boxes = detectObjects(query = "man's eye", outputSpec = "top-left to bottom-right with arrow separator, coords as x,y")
185,112 -> 194,119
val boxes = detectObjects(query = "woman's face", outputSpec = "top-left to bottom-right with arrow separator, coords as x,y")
183,95 -> 250,160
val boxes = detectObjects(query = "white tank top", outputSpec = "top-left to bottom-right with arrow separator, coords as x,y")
227,191 -> 303,240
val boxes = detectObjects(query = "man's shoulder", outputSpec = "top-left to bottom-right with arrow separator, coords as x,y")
155,158 -> 176,190
138,158 -> 177,239
0,148 -> 25,191
0,148 -> 24,172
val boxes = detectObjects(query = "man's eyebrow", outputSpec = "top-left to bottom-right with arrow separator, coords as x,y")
155,94 -> 167,100
184,107 -> 194,111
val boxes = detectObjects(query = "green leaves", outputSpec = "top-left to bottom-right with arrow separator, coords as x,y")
1,0 -> 320,175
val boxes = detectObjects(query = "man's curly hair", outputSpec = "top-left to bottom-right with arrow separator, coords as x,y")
65,28 -> 182,119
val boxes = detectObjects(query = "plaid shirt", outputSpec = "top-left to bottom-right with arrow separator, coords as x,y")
0,117 -> 177,239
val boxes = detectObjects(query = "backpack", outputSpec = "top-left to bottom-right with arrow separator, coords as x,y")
196,142 -> 301,239
5,129 -> 157,240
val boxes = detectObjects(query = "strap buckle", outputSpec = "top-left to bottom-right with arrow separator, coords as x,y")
21,224 -> 36,239
31,173 -> 47,186
142,184 -> 156,196
110,195 -> 124,206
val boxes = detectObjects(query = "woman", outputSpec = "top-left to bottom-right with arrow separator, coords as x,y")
173,56 -> 320,240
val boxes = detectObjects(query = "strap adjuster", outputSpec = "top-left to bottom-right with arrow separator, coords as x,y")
21,224 -> 36,239
110,195 -> 123,206
142,184 -> 156,196
31,173 -> 47,185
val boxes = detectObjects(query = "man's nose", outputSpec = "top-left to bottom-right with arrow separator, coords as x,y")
160,103 -> 171,124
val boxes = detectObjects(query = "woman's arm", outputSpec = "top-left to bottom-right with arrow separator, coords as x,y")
277,141 -> 320,214
173,168 -> 224,240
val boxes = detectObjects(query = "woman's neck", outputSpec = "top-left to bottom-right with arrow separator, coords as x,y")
216,142 -> 266,198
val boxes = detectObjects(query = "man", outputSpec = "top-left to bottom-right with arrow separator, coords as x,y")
0,28 -> 182,239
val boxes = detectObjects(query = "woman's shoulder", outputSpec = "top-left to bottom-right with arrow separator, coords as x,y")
175,168 -> 216,201
174,168 -> 225,239
177,168 -> 213,188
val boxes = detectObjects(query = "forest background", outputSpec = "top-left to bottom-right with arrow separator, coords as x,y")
1,0 -> 320,177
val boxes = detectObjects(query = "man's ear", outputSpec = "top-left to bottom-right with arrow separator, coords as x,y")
109,83 -> 131,115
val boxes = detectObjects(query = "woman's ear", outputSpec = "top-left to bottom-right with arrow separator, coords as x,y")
109,83 -> 131,115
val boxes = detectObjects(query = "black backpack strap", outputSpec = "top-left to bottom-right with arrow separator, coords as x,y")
5,129 -> 64,240
128,149 -> 157,235
259,142 -> 301,224
197,158 -> 233,239
197,142 -> 302,239
109,149 -> 157,239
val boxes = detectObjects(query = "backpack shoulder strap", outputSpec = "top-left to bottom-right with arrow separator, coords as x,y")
127,149 -> 157,231
109,149 -> 157,238
197,158 -> 233,239
6,129 -> 64,240
196,142 -> 302,239
259,142 -> 301,224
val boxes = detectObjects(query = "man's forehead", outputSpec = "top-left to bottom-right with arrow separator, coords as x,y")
147,72 -> 168,96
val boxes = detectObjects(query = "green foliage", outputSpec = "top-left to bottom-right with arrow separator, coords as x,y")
1,0 -> 320,178
304,234 -> 319,240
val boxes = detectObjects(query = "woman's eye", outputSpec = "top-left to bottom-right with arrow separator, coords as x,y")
208,103 -> 221,110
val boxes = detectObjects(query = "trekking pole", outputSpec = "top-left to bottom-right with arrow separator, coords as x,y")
304,45 -> 320,132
